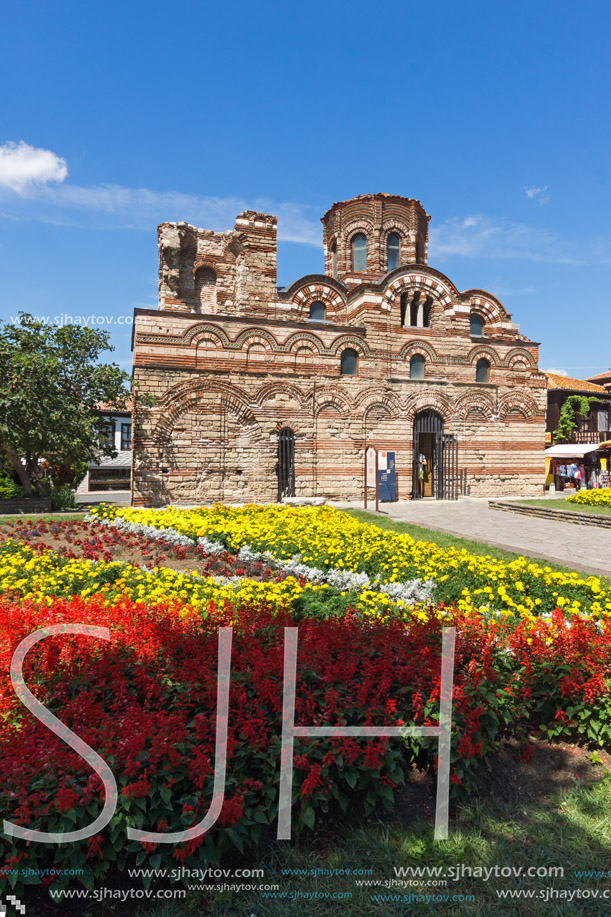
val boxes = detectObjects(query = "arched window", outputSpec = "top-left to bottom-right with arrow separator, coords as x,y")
476,358 -> 490,383
415,239 -> 424,264
470,314 -> 484,336
410,354 -> 425,380
340,348 -> 358,376
194,266 -> 217,313
352,233 -> 367,271
309,301 -> 325,322
387,233 -> 400,272
331,243 -> 337,279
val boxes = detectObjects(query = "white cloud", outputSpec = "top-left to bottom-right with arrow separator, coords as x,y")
543,367 -> 569,376
430,214 -> 578,264
0,150 -> 322,245
524,185 -> 550,204
0,141 -> 67,194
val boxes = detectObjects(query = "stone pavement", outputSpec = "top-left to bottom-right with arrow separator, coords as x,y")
332,497 -> 611,578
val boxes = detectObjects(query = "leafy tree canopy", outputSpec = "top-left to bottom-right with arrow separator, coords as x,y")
0,313 -> 131,496
553,394 -> 597,445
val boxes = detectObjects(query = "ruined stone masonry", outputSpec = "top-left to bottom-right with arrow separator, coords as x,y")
131,193 -> 547,505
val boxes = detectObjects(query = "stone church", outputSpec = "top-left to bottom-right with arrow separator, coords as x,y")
131,193 -> 547,506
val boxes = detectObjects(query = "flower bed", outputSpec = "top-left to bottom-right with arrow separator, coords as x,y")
2,505 -> 611,898
567,489 -> 611,508
2,594 -> 611,897
0,517 -> 433,622
0,539 -> 314,616
91,504 -> 611,622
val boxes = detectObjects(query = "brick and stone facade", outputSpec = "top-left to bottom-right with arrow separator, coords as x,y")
131,193 -> 547,505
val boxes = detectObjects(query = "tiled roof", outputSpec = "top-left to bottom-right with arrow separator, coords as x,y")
585,370 -> 611,383
545,372 -> 608,394
95,399 -> 133,413
89,450 -> 132,469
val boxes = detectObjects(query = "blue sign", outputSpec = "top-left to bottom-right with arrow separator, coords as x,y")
378,451 -> 396,502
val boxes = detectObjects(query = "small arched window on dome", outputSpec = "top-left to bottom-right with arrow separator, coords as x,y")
309,301 -> 325,322
352,233 -> 367,271
476,358 -> 490,383
194,266 -> 217,313
415,239 -> 424,264
387,233 -> 400,272
470,313 -> 484,337
410,354 -> 425,380
331,242 -> 338,279
340,348 -> 358,376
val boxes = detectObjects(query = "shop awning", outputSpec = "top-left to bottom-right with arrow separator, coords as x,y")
545,444 -> 602,458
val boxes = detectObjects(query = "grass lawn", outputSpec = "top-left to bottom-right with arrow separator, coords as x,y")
137,766 -> 611,917
515,499 -> 611,517
344,509 -> 592,579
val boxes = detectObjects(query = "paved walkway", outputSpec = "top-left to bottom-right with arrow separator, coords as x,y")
333,498 -> 611,578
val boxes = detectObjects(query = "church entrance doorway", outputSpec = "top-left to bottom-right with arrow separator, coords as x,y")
412,411 -> 459,500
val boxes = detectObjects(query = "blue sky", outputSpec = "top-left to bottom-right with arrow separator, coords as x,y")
1,0 -> 610,377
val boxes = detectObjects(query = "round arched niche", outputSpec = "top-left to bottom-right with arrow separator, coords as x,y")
194,266 -> 217,313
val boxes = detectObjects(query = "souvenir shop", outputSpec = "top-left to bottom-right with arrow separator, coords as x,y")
545,443 -> 611,492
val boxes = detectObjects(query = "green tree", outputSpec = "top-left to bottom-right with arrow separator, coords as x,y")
0,313 -> 131,496
553,394 -> 597,445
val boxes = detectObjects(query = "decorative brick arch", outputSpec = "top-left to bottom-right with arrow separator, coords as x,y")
234,329 -> 278,352
354,388 -> 402,418
185,323 -> 231,348
311,384 -> 355,414
460,289 -> 511,323
345,219 -> 375,242
398,340 -> 441,363
254,380 -> 309,411
403,391 -> 453,423
363,402 -> 394,435
274,419 -> 298,433
382,219 -> 408,240
454,391 -> 495,421
467,344 -> 502,367
329,336 -> 370,357
505,347 -> 538,369
364,401 -> 393,420
290,281 -> 346,320
498,391 -> 541,420
284,331 -> 325,355
316,393 -> 351,418
151,378 -> 255,444
382,270 -> 456,312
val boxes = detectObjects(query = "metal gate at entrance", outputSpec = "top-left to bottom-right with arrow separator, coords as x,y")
413,411 -> 459,500
277,427 -> 295,501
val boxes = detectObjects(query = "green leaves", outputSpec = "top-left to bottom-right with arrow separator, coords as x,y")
554,394 -> 598,445
0,312 -> 130,494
